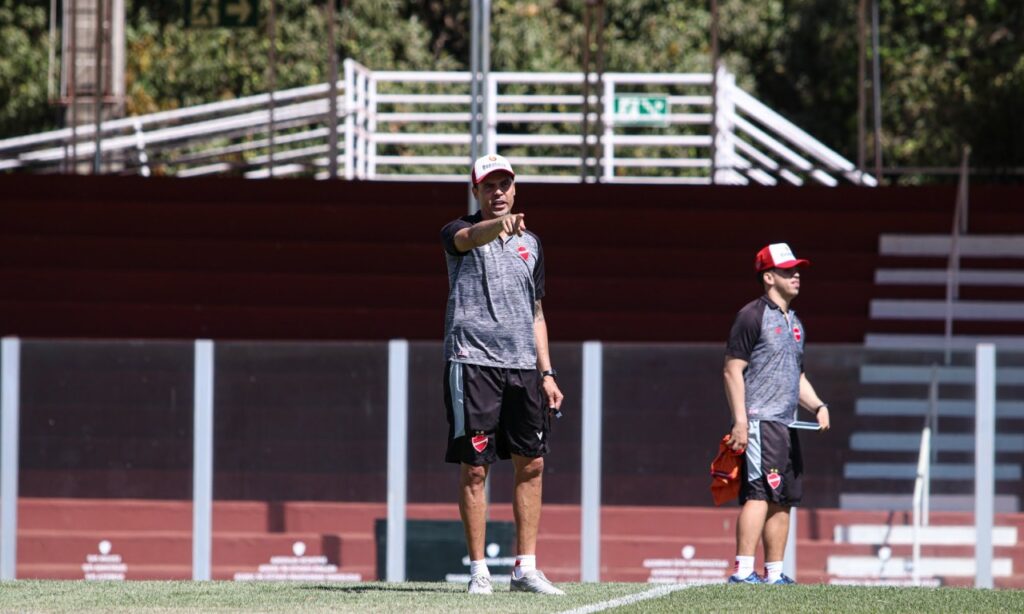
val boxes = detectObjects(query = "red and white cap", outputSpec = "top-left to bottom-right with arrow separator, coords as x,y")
754,243 -> 811,272
471,154 -> 515,185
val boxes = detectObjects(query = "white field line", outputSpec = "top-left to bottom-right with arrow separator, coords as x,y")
557,583 -> 690,614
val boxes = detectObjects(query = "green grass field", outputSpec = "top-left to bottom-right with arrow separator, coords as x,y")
1,580 -> 1022,613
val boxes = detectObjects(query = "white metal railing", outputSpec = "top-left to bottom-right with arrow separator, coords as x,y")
1,60 -> 876,186
910,364 -> 941,585
944,146 -> 972,363
910,414 -> 932,585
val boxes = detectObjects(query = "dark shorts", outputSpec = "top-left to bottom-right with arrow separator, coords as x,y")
444,361 -> 550,465
739,420 -> 803,506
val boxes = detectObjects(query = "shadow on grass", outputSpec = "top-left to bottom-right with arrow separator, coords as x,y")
303,584 -> 457,594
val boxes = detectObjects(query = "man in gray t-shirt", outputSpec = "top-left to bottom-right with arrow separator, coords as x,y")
440,154 -> 565,595
723,243 -> 831,585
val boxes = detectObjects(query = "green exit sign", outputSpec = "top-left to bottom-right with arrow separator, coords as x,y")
614,94 -> 670,127
185,0 -> 259,28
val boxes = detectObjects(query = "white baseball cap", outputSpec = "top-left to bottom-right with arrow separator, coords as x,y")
471,154 -> 515,185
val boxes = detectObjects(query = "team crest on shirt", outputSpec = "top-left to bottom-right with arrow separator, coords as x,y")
793,326 -> 802,341
767,469 -> 782,490
517,245 -> 530,261
471,434 -> 488,453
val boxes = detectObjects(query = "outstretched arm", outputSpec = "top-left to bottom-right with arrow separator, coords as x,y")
452,213 -> 525,252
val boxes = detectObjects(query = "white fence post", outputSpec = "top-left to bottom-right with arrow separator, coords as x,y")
974,343 -> 995,589
580,341 -> 603,582
343,59 -> 355,180
386,339 -> 409,582
1,337 -> 20,580
602,78 -> 615,182
192,340 -> 214,581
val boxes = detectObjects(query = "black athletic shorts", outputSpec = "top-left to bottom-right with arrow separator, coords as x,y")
739,420 -> 803,506
444,361 -> 550,465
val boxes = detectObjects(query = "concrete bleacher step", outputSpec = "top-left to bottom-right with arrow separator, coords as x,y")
864,333 -> 1024,350
871,299 -> 1024,321
860,364 -> 1024,384
876,268 -> 1024,286
16,563 -> 374,582
833,523 -> 1018,546
17,529 -> 374,566
825,555 -> 1014,579
879,234 -> 1024,258
843,462 -> 1021,481
850,431 -> 1024,453
855,397 -> 1024,418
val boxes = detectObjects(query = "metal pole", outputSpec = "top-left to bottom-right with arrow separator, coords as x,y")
580,3 -> 591,182
48,0 -> 57,101
870,0 -> 882,183
468,0 -> 481,213
593,1 -> 605,184
68,0 -> 79,173
326,0 -> 339,179
581,341 -> 602,582
480,0 -> 491,156
709,0 -> 719,184
92,0 -> 105,174
192,340 -> 214,581
857,0 -> 866,172
974,343 -> 995,589
386,340 -> 409,582
267,0 -> 277,178
1,338 -> 20,580
926,364 -> 939,526
959,145 -> 971,234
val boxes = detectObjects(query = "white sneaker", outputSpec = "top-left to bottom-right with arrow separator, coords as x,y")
510,569 -> 565,595
467,574 -> 493,594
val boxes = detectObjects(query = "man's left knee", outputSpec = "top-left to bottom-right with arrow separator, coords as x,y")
514,455 -> 544,480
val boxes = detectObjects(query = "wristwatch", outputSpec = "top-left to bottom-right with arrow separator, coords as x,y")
814,403 -> 829,414
540,369 -> 558,381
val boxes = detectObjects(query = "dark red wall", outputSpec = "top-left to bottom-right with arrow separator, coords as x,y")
2,173 -> 1022,342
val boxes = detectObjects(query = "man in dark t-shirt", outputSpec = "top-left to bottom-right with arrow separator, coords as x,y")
440,154 -> 565,595
723,243 -> 831,585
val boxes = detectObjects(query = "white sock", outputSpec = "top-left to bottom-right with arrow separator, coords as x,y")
733,555 -> 755,578
470,559 -> 489,578
764,560 -> 784,582
513,554 -> 536,579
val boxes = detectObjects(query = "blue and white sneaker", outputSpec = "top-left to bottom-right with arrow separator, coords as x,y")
727,572 -> 763,584
765,573 -> 796,585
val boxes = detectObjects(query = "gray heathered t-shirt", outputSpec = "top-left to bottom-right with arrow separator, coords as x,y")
441,212 -> 546,369
725,295 -> 805,424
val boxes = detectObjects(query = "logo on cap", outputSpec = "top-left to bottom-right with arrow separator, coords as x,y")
472,153 -> 515,185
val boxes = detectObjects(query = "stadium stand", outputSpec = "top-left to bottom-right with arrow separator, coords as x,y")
3,174 -> 1024,584
2,174 -> 1022,342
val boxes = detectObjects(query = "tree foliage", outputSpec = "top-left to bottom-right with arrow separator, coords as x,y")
1,0 -> 1022,175
0,1 -> 57,137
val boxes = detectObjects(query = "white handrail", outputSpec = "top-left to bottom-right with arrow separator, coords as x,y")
1,59 -> 875,185
911,424 -> 931,586
945,146 -> 972,364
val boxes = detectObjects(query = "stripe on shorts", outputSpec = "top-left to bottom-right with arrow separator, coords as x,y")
746,420 -> 763,482
450,363 -> 466,438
